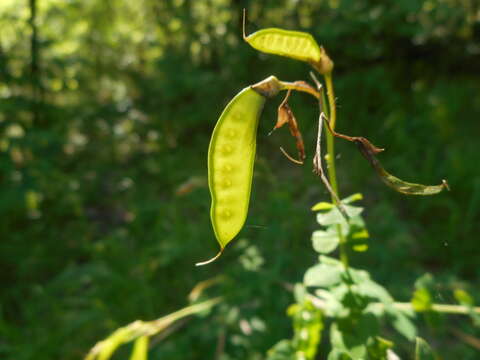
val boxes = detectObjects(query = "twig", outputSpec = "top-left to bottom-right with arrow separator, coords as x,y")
313,113 -> 349,220
149,317 -> 190,347
280,147 -> 303,164
451,328 -> 480,350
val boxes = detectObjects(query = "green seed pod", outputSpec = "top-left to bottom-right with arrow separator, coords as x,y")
197,87 -> 266,265
242,11 -> 333,74
245,27 -> 322,64
196,76 -> 283,265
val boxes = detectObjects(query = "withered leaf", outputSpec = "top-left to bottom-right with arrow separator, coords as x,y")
320,112 -> 447,195
271,90 -> 306,163
355,140 -> 449,195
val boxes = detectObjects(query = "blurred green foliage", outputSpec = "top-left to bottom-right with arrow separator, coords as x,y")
0,0 -> 479,359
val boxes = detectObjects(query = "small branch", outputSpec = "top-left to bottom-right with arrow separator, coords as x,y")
188,275 -> 224,302
319,73 -> 349,268
308,293 -> 480,316
322,117 -> 384,154
278,80 -> 321,99
149,317 -> 190,347
393,302 -> 480,315
313,113 -> 348,220
85,297 -> 222,360
280,147 -> 304,165
324,73 -> 336,130
451,328 -> 480,350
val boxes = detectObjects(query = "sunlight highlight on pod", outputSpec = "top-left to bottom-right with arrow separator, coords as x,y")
242,9 -> 322,64
196,87 -> 266,266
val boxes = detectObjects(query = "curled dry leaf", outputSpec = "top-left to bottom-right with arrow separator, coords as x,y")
270,90 -> 306,164
355,140 -> 449,195
320,112 -> 447,195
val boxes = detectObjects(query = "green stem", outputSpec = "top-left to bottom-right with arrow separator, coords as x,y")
309,293 -> 480,315
85,297 -> 223,360
279,73 -> 348,266
393,302 -> 480,315
323,73 -> 349,268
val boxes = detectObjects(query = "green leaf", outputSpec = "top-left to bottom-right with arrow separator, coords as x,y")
454,289 -> 474,306
304,263 -> 342,288
315,288 -> 346,317
293,283 -> 307,303
387,308 -> 417,341
311,201 -> 334,211
415,273 -> 435,289
367,336 -> 394,360
330,316 -> 378,360
342,267 -> 369,285
289,300 -> 324,360
266,339 -> 295,360
412,288 -> 432,312
346,214 -> 369,252
453,289 -> 480,326
356,278 -> 394,305
312,229 -> 340,254
319,255 -> 344,267
85,298 -> 222,360
351,229 -> 369,239
129,336 -> 149,360
327,348 -> 352,360
412,274 -> 435,312
349,228 -> 369,252
351,242 -> 368,252
415,337 -> 435,360
341,193 -> 363,204
97,328 -> 132,360
316,205 -> 363,227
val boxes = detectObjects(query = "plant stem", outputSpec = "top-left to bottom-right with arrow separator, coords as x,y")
278,80 -> 321,99
85,297 -> 223,360
393,302 -> 480,315
280,73 -> 348,266
325,74 -> 337,129
323,73 -> 349,268
309,293 -> 480,315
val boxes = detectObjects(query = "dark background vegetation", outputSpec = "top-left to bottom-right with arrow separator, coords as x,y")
1,0 -> 479,359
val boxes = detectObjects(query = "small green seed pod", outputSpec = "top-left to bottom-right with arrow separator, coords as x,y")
242,10 -> 333,74
245,27 -> 322,64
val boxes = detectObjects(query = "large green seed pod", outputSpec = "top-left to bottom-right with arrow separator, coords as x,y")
197,87 -> 266,265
